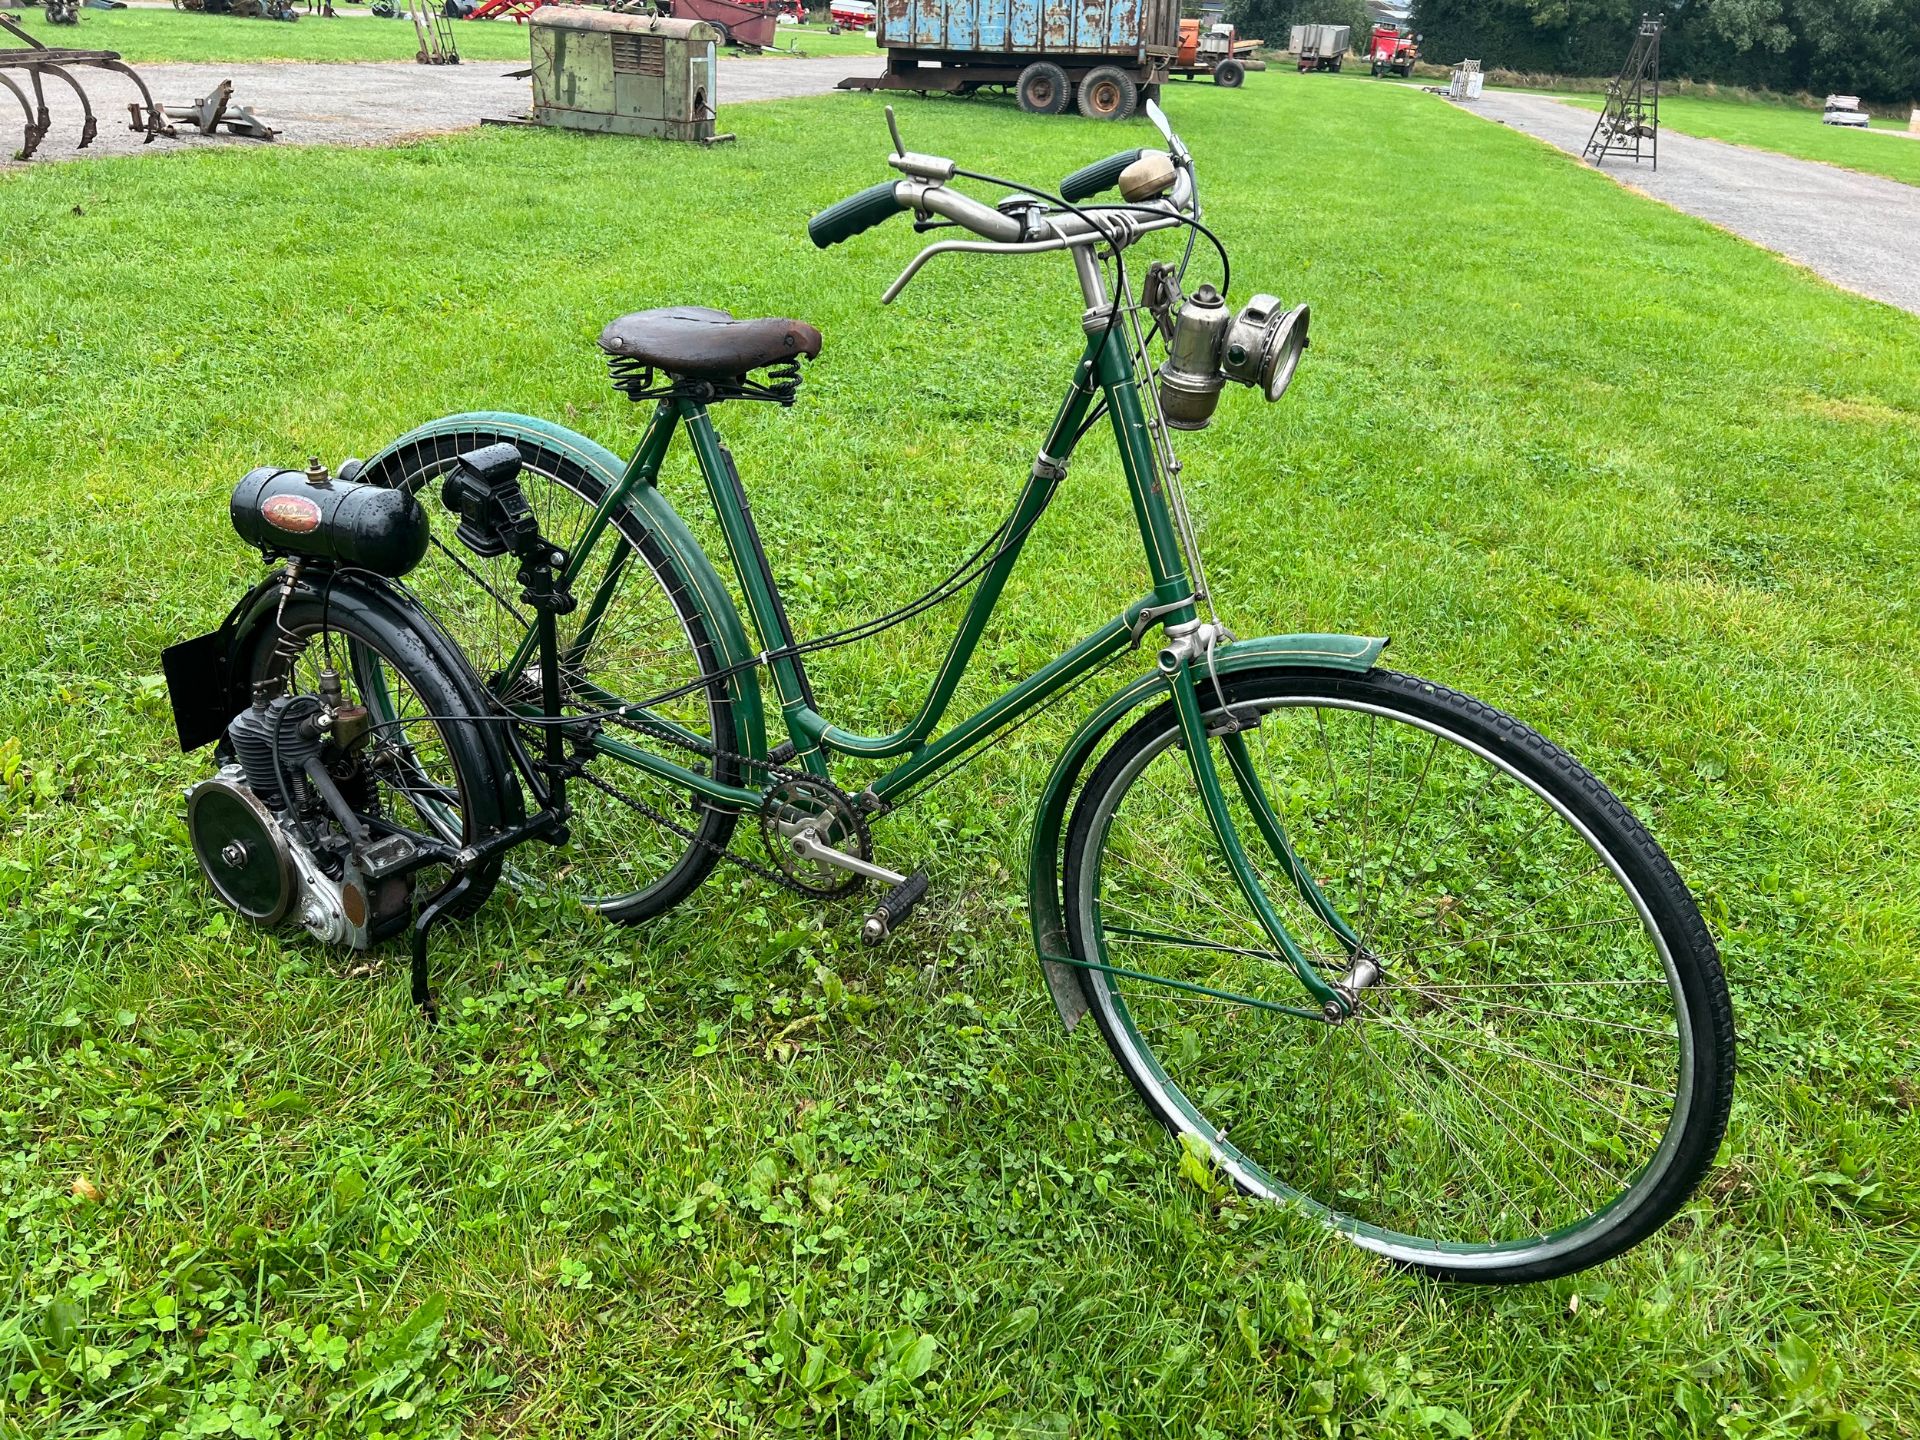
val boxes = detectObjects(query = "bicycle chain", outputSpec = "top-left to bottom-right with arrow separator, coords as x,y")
553,703 -> 860,899
542,644 -> 1126,902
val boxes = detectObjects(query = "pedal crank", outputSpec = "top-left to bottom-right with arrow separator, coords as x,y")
789,828 -> 905,887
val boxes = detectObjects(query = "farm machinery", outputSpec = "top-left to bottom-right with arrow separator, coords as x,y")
1171,17 -> 1264,88
1367,24 -> 1417,77
603,0 -> 787,49
826,0 -> 872,33
0,8 -> 168,158
457,0 -> 551,21
172,0 -> 302,20
1289,22 -> 1348,72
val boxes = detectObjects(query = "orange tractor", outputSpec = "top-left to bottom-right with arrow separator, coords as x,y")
1173,16 -> 1264,88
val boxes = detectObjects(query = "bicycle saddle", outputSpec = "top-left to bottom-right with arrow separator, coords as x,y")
597,307 -> 822,379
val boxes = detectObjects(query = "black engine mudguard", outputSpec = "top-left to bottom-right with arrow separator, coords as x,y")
161,565 -> 501,770
161,587 -> 261,753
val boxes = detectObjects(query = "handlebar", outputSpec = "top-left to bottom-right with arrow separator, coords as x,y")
1060,148 -> 1143,203
807,180 -> 909,249
810,176 -> 1028,249
807,125 -> 1195,302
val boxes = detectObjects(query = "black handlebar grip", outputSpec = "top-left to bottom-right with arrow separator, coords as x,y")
808,180 -> 908,249
1060,148 -> 1144,203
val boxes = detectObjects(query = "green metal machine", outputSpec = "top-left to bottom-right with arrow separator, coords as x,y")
530,8 -> 727,143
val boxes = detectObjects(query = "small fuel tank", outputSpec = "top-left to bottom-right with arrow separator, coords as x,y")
230,466 -> 431,579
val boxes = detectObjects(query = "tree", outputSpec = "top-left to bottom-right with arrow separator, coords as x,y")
1408,0 -> 1919,97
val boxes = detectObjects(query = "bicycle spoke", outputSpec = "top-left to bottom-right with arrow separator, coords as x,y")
1070,681 -> 1712,1269
1356,730 -> 1442,956
1386,1016 -> 1625,1198
1360,1013 -> 1671,1113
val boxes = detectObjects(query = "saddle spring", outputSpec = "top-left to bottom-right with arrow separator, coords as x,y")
606,356 -> 805,408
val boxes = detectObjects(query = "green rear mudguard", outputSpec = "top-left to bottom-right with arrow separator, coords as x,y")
354,411 -> 768,764
1028,631 -> 1387,1031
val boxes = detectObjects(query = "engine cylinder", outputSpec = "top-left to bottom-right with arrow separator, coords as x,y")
230,467 -> 431,578
226,694 -> 322,809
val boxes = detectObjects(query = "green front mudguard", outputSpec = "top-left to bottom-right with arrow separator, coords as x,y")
1027,632 -> 1387,1031
354,411 -> 768,763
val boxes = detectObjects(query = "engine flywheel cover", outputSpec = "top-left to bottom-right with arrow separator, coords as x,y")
187,776 -> 295,925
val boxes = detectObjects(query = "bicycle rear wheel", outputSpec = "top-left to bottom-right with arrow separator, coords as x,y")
361,427 -> 740,921
239,585 -> 515,920
1062,666 -> 1734,1282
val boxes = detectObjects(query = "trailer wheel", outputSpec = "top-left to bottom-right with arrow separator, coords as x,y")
1076,64 -> 1137,120
1016,60 -> 1071,115
1213,58 -> 1245,87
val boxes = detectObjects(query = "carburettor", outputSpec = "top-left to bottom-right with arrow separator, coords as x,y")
1143,262 -> 1312,431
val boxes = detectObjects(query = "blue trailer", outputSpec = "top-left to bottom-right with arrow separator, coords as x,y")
836,0 -> 1182,120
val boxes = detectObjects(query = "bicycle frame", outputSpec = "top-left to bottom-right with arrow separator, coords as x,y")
480,306 -> 1363,1018
519,321 -> 1200,821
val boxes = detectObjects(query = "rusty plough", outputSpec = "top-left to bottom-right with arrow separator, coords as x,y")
0,9 -> 166,158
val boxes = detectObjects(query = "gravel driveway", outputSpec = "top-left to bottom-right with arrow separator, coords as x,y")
1460,89 -> 1920,316
4,52 -> 882,165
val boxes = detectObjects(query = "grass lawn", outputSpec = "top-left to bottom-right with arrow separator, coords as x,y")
3,69 -> 1918,1438
1552,90 -> 1920,189
0,5 -> 875,63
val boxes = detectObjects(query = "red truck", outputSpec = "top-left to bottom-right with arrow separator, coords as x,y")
1368,24 -> 1418,77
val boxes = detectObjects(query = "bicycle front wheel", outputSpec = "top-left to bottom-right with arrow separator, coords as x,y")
1062,667 -> 1734,1282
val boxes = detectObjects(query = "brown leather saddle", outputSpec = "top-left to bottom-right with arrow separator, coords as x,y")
597,306 -> 822,381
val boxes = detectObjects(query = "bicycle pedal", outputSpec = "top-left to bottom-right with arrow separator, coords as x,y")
861,869 -> 929,945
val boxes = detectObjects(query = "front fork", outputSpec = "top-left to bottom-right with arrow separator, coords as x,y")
1160,634 -> 1374,1021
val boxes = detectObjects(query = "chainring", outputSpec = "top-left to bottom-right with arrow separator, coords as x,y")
758,775 -> 871,898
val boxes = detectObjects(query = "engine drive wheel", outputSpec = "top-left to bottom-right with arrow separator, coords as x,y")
236,585 -> 517,921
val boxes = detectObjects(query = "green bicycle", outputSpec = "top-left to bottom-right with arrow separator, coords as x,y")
337,105 -> 1734,1282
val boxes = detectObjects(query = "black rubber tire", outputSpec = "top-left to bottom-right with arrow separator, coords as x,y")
358,429 -> 742,923
239,583 -> 516,918
1075,63 -> 1138,120
1063,665 -> 1736,1283
1016,60 -> 1071,115
1212,58 -> 1245,88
